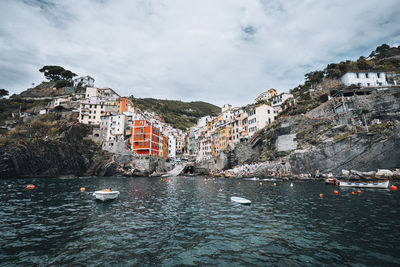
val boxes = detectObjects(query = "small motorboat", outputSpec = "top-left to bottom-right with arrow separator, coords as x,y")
338,180 -> 389,189
93,189 -> 120,201
231,196 -> 251,205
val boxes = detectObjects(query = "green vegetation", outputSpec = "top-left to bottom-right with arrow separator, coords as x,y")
333,132 -> 355,142
130,97 -> 221,130
0,89 -> 9,98
39,65 -> 77,81
0,98 -> 50,124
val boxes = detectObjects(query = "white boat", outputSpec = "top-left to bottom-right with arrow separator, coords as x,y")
338,180 -> 389,188
231,196 -> 251,205
93,189 -> 120,201
244,177 -> 259,181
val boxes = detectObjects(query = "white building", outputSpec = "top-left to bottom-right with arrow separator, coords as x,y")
100,114 -> 128,142
79,99 -> 117,125
247,104 -> 275,137
168,135 -> 177,158
73,76 -> 95,87
341,72 -> 388,87
271,93 -> 294,116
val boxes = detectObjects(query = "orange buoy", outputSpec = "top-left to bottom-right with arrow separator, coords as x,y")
26,184 -> 35,189
333,190 -> 339,195
391,185 -> 398,191
273,183 -> 277,187
319,193 -> 323,198
259,182 -> 262,185
80,187 -> 86,192
357,190 -> 362,194
238,182 -> 240,185
204,182 -> 208,185
351,191 -> 355,195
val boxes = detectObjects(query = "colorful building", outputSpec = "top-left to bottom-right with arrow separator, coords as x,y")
130,120 -> 161,156
117,97 -> 130,114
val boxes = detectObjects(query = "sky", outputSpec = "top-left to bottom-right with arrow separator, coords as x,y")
1,0 -> 400,107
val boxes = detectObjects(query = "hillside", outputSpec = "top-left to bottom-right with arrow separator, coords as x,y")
130,97 -> 221,130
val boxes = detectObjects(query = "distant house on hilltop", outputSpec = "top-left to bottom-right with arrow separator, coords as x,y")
340,72 -> 388,87
255,88 -> 277,103
73,75 -> 95,87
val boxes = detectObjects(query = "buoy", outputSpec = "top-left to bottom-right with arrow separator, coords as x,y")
357,190 -> 362,194
238,182 -> 240,185
273,183 -> 277,187
259,182 -> 262,185
334,190 -> 339,195
204,182 -> 208,185
351,191 -> 355,195
391,185 -> 398,191
80,187 -> 86,192
319,193 -> 323,198
290,183 -> 293,187
8,184 -> 12,188
26,184 -> 35,189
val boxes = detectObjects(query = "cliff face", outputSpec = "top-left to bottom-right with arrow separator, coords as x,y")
0,124 -> 116,179
288,125 -> 400,174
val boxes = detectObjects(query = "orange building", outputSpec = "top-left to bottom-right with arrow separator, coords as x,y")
129,120 -> 161,156
117,97 -> 130,114
162,136 -> 168,159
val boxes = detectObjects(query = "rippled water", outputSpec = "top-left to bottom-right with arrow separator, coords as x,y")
0,176 -> 399,266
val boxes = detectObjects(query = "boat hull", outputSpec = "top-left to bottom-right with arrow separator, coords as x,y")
231,196 -> 251,205
93,191 -> 120,201
338,180 -> 389,188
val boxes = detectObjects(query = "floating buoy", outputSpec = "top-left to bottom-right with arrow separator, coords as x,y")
259,182 -> 262,185
334,190 -> 339,195
319,193 -> 323,198
273,183 -> 277,187
357,190 -> 362,194
351,191 -> 355,195
391,185 -> 398,191
290,183 -> 293,187
26,184 -> 35,189
8,184 -> 12,188
204,182 -> 208,185
80,187 -> 86,192
238,182 -> 240,185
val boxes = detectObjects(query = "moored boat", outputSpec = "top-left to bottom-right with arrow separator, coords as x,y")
338,180 -> 389,188
93,189 -> 120,201
230,196 -> 251,205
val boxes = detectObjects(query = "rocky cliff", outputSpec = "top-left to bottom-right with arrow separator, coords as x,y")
0,124 -> 117,179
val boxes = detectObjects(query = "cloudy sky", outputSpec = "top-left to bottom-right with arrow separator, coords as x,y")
1,0 -> 400,106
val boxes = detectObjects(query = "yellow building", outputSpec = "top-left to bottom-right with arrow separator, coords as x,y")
218,125 -> 231,151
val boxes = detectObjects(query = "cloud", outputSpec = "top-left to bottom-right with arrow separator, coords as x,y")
1,0 -> 400,106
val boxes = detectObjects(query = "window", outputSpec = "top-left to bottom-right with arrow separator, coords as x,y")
93,116 -> 96,119
140,121 -> 143,125
365,73 -> 369,78
267,110 -> 270,114
377,73 -> 381,78
89,116 -> 91,119
144,142 -> 147,146
141,128 -> 144,133
136,134 -> 138,139
356,73 -> 359,78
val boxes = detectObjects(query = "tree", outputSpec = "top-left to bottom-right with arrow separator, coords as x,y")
39,66 -> 77,81
0,89 -> 9,98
